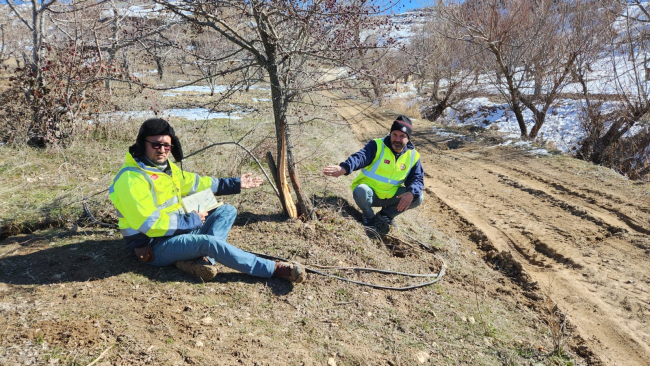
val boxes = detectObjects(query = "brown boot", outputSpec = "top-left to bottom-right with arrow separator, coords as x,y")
175,257 -> 218,282
273,262 -> 306,283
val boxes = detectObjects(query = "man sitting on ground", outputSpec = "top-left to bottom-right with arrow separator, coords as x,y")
109,118 -> 305,283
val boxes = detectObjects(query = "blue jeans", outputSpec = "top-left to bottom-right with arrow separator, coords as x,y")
352,184 -> 423,220
148,204 -> 276,278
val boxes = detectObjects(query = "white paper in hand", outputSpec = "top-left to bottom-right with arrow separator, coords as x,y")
181,188 -> 223,213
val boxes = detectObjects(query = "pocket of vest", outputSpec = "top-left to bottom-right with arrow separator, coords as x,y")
134,245 -> 154,263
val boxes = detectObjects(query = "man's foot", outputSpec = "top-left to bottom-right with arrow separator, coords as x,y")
175,257 -> 218,282
362,215 -> 380,238
273,262 -> 306,283
377,210 -> 395,227
362,215 -> 376,229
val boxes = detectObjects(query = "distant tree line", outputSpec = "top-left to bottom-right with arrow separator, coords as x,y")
0,0 -> 647,191
402,0 -> 649,180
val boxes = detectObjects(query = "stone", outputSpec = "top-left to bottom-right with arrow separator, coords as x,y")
415,351 -> 430,364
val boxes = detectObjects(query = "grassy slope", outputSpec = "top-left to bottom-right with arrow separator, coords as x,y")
0,74 -> 576,365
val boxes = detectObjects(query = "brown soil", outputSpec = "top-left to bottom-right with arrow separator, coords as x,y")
338,96 -> 650,365
1,95 -> 649,365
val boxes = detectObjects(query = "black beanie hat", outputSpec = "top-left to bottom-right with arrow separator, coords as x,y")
390,115 -> 413,139
130,118 -> 183,162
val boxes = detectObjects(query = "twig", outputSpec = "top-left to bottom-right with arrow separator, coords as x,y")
334,300 -> 356,305
390,226 -> 435,252
183,141 -> 280,197
85,344 -> 113,366
383,233 -> 417,250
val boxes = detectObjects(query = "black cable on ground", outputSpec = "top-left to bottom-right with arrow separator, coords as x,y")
249,251 -> 446,291
82,202 -> 117,228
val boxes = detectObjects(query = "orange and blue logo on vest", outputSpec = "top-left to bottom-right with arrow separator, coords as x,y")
384,159 -> 391,164
400,164 -> 406,170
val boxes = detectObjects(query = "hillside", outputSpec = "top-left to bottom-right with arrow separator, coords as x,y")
1,90 -> 649,364
339,96 -> 650,365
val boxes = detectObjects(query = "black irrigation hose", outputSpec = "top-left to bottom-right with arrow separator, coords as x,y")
249,251 -> 447,291
80,205 -> 446,290
82,202 -> 117,228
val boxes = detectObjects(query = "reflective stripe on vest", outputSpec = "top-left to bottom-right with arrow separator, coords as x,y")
110,167 -> 158,205
189,173 -> 200,195
361,142 -> 416,186
111,167 -> 181,237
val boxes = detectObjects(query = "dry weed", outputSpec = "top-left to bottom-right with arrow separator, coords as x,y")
543,279 -> 568,355
381,95 -> 423,119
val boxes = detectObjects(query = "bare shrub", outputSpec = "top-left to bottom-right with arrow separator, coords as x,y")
580,122 -> 650,181
542,281 -> 567,356
0,42 -> 128,146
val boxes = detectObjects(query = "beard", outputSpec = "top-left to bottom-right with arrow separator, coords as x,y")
391,141 -> 404,152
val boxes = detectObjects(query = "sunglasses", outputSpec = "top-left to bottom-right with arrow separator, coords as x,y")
145,140 -> 173,151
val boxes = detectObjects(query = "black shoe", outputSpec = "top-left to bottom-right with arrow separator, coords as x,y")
362,215 -> 376,228
362,216 -> 379,238
377,210 -> 395,227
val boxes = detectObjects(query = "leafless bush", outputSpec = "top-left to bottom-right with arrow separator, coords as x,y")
0,42 -> 128,146
579,116 -> 650,181
542,281 -> 567,355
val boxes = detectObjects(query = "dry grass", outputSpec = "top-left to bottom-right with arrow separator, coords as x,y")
0,67 -> 569,365
381,95 -> 423,120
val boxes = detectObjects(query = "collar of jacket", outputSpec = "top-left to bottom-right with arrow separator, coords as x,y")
125,151 -> 172,176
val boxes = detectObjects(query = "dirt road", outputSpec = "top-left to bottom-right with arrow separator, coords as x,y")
335,96 -> 650,365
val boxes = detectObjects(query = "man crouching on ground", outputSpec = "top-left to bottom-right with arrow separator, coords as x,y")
109,118 -> 305,283
322,115 -> 424,233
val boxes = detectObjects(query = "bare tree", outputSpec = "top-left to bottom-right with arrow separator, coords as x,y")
407,10 -> 480,121
0,0 -> 127,145
576,0 -> 650,169
438,0 -> 609,139
153,0 -> 391,219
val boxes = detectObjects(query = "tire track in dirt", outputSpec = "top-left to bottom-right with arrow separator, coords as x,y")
467,153 -> 650,236
331,97 -> 650,366
417,148 -> 650,366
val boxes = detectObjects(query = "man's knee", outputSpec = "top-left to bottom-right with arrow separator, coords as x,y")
211,203 -> 237,217
220,203 -> 237,216
410,194 -> 423,209
353,184 -> 373,203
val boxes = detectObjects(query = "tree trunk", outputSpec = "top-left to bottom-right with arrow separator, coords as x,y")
284,122 -> 311,219
30,3 -> 45,140
511,100 -> 528,137
278,122 -> 298,218
589,120 -> 629,164
528,111 -> 546,139
370,77 -> 383,106
268,65 -> 298,218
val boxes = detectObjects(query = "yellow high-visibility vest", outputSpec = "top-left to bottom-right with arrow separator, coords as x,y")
109,152 -> 214,239
351,138 -> 420,199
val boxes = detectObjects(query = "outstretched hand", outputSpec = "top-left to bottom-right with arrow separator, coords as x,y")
322,165 -> 346,177
396,191 -> 414,211
241,173 -> 264,189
